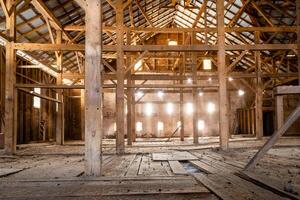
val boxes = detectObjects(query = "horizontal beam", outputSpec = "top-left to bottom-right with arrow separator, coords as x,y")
14,43 -> 297,52
63,25 -> 297,33
62,72 -> 298,80
274,86 -> 300,95
15,83 -> 218,89
18,88 -> 61,103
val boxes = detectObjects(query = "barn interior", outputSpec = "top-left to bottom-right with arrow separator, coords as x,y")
0,0 -> 300,199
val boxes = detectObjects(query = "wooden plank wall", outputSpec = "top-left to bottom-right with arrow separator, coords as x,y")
0,46 -> 57,146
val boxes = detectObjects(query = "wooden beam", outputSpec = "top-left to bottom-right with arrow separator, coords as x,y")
4,0 -> 16,154
192,32 -> 198,144
297,0 -> 300,84
226,50 -> 248,73
275,96 -> 284,131
84,0 -> 102,176
126,30 -> 132,146
255,32 -> 263,140
56,30 -> 64,145
217,0 -> 229,150
244,105 -> 300,171
13,43 -> 298,52
18,88 -> 61,103
116,2 -> 125,154
63,25 -> 297,33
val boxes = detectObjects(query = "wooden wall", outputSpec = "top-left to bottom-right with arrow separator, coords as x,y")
0,46 -> 57,145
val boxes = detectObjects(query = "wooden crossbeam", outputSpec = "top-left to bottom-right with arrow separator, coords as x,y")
226,50 -> 248,73
13,43 -> 297,52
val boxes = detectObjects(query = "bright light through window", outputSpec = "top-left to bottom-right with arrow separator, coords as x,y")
185,102 -> 193,115
157,121 -> 164,131
135,91 -> 144,99
136,122 -> 143,132
168,40 -> 177,46
145,103 -> 153,116
228,77 -> 233,81
56,93 -> 59,112
33,88 -> 41,108
166,102 -> 174,115
134,60 -> 142,71
177,121 -> 181,128
198,91 -> 203,96
187,78 -> 192,84
157,90 -> 164,98
113,122 -> 116,132
203,59 -> 212,70
208,77 -> 212,81
198,120 -> 205,131
207,102 -> 215,114
238,89 -> 245,96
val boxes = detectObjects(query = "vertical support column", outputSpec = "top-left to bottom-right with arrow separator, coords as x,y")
192,32 -> 198,144
80,89 -> 85,141
4,0 -> 16,154
297,0 -> 300,84
180,33 -> 185,141
116,2 -> 125,154
126,30 -> 132,145
275,95 -> 284,130
56,30 -> 64,145
132,80 -> 136,142
255,31 -> 263,139
217,0 -> 229,150
85,0 -> 102,176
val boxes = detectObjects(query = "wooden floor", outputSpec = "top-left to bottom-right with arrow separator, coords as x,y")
0,137 -> 300,199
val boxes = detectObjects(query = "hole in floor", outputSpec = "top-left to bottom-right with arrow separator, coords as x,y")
180,161 -> 206,174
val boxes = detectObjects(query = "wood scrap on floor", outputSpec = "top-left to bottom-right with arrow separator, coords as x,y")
152,151 -> 198,161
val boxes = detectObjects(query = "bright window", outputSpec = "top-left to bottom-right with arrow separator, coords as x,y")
136,122 -> 143,132
157,121 -> 164,131
198,120 -> 205,131
33,88 -> 41,108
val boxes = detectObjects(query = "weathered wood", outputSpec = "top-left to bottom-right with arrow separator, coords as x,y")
255,32 -> 263,139
244,105 -> 300,171
55,30 -> 64,145
275,96 -> 284,130
217,0 -> 229,150
4,0 -> 16,154
13,43 -> 298,52
84,0 -> 102,176
64,25 -> 297,33
116,2 -> 125,154
297,0 -> 300,84
80,89 -> 85,141
275,86 -> 300,95
126,30 -> 132,146
152,151 -> 198,161
192,32 -> 198,144
168,161 -> 187,175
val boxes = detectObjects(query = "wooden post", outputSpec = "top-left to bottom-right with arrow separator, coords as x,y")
180,33 -> 186,141
85,0 -> 102,176
275,96 -> 284,130
80,89 -> 85,141
217,0 -> 229,150
4,0 -> 16,154
192,32 -> 198,144
132,79 -> 136,142
126,30 -> 132,145
56,30 -> 64,145
255,31 -> 263,139
116,2 -> 125,154
297,0 -> 300,84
